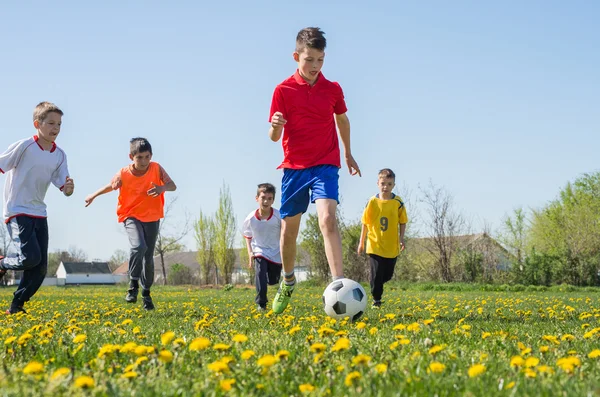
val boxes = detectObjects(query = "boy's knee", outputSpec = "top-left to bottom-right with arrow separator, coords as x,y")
131,243 -> 148,255
318,212 -> 337,232
21,251 -> 42,270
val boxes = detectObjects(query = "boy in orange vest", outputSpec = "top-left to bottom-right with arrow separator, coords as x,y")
85,138 -> 176,310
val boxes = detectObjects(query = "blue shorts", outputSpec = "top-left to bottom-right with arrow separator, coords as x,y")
280,165 -> 339,219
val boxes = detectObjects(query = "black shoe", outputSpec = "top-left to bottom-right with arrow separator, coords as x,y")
372,300 -> 382,309
6,303 -> 26,315
125,288 -> 138,303
142,290 -> 154,310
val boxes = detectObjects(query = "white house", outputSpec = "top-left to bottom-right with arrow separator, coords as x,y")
56,262 -> 115,285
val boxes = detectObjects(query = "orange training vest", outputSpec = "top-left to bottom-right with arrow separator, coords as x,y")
116,162 -> 165,223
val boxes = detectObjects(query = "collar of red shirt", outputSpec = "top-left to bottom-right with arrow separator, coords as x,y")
254,207 -> 274,221
293,70 -> 326,86
33,135 -> 57,153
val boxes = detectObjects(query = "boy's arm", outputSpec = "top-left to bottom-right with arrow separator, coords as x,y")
84,183 -> 114,207
268,86 -> 286,142
148,166 -> 177,197
399,223 -> 406,251
357,224 -> 368,255
0,140 -> 26,174
244,237 -> 254,268
335,113 -> 361,176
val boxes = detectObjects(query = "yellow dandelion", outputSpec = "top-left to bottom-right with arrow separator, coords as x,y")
510,356 -> 524,368
539,346 -> 549,353
423,319 -> 434,325
537,365 -> 554,374
207,360 -> 229,373
122,371 -> 138,379
121,319 -> 133,326
288,325 -> 301,335
132,326 -> 141,335
310,343 -> 327,353
22,361 -> 44,375
257,354 -> 278,368
331,338 -> 351,352
505,381 -> 515,389
351,354 -> 371,366
213,343 -> 231,351
389,341 -> 400,350
355,322 -> 367,330
344,371 -> 361,386
276,350 -> 290,359
232,334 -> 248,343
407,322 -> 421,332
189,337 -> 211,351
50,367 -> 71,381
369,327 -> 378,335
561,334 -> 575,342
525,357 -> 539,368
524,368 -> 536,378
429,345 -> 445,355
4,336 -> 17,345
73,334 -> 87,344
588,349 -> 600,359
481,332 -> 491,340
429,361 -> 446,373
158,350 -> 174,363
135,345 -> 149,356
393,324 -> 406,331
220,378 -> 235,392
135,357 -> 148,366
74,376 -> 95,389
161,331 -> 176,346
241,350 -> 256,360
375,363 -> 388,374
468,364 -> 486,378
299,383 -> 315,393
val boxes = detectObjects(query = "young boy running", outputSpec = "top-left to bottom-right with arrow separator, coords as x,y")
0,102 -> 74,314
358,168 -> 407,308
85,138 -> 176,310
242,183 -> 282,311
269,27 -> 361,313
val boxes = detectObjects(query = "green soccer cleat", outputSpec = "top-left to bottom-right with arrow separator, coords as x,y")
272,282 -> 295,314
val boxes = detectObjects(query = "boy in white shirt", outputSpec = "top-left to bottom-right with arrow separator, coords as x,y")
242,183 -> 282,311
0,102 -> 74,314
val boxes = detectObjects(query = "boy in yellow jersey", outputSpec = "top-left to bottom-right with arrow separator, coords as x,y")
358,168 -> 407,308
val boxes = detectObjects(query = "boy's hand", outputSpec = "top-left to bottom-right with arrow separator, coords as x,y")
400,240 -> 405,252
345,154 -> 361,176
147,182 -> 165,197
247,255 -> 254,269
271,112 -> 287,129
357,244 -> 364,255
84,195 -> 95,207
63,177 -> 75,196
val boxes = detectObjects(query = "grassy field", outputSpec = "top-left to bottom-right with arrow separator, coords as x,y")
1,283 -> 600,396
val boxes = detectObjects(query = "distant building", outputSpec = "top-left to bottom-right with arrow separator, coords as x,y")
56,262 -> 115,285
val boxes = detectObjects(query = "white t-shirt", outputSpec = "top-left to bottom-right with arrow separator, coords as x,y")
242,208 -> 281,264
0,136 -> 70,222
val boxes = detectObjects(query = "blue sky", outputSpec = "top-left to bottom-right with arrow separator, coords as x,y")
1,1 -> 598,260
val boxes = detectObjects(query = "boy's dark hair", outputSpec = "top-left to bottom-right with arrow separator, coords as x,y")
130,137 -> 152,156
378,168 -> 396,180
33,101 -> 63,122
296,27 -> 327,52
257,183 -> 276,197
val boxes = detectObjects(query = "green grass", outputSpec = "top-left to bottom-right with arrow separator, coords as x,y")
1,284 -> 600,396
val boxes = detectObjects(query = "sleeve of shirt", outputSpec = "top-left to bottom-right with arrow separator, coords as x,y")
159,165 -> 173,185
51,151 -> 70,190
361,199 -> 371,225
242,215 -> 253,239
333,83 -> 348,115
0,140 -> 27,173
398,202 -> 408,224
269,85 -> 286,121
111,170 -> 122,190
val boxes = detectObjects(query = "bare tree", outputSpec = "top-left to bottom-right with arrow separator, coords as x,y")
108,249 -> 128,272
195,210 -> 215,285
155,196 -> 191,285
420,182 -> 466,282
499,207 -> 528,271
213,183 -> 237,284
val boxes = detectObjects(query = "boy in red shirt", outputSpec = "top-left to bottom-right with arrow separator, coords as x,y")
85,138 -> 176,310
269,27 -> 361,313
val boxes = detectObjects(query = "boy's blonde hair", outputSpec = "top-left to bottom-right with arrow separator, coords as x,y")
378,168 -> 396,180
33,102 -> 63,122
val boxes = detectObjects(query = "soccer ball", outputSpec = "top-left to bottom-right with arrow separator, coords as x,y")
322,278 -> 367,321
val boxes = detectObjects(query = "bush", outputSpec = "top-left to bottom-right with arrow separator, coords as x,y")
167,263 -> 194,286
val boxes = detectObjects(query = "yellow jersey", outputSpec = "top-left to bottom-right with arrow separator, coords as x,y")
361,194 -> 408,258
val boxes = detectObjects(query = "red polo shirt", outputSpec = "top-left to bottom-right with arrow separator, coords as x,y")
269,71 -> 347,169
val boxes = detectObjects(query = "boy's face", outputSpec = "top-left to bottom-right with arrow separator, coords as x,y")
34,112 -> 62,143
293,47 -> 325,85
256,192 -> 275,210
129,151 -> 152,171
378,177 -> 395,195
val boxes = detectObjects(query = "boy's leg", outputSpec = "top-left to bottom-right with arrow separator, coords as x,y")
13,219 -> 49,308
281,214 -> 302,281
254,257 -> 268,308
383,257 -> 398,283
311,165 -> 343,279
123,218 -> 147,302
267,262 -> 282,286
140,221 -> 159,291
369,254 -> 385,306
2,217 -> 43,312
315,199 -> 343,279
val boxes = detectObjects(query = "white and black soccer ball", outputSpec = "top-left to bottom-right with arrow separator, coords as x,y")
322,278 -> 367,321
